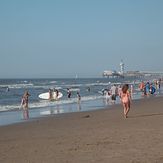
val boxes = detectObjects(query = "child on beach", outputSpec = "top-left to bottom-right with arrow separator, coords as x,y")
120,84 -> 131,118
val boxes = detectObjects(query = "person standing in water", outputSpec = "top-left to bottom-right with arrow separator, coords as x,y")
48,88 -> 53,101
55,89 -> 59,100
120,84 -> 131,118
77,91 -> 81,102
77,91 -> 81,110
20,90 -> 30,120
110,84 -> 118,104
67,88 -> 71,98
6,86 -> 10,92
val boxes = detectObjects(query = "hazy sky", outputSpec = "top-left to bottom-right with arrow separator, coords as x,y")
0,0 -> 163,78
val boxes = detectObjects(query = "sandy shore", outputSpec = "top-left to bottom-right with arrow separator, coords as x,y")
0,96 -> 163,163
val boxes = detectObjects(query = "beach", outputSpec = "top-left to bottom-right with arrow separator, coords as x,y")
0,96 -> 163,163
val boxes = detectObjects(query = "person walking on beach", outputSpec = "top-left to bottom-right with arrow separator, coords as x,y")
20,90 -> 30,120
120,84 -> 131,118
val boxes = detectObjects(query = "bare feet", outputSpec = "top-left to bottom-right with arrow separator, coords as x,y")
124,114 -> 128,118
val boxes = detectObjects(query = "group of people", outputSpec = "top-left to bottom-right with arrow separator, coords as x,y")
139,79 -> 161,96
67,88 -> 81,102
48,88 -> 80,101
48,88 -> 59,101
104,79 -> 161,118
19,79 -> 161,120
103,84 -> 132,118
19,84 -> 131,120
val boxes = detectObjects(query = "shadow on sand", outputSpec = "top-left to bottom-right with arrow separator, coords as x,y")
129,112 -> 163,119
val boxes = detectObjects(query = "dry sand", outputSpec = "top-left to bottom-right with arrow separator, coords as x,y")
0,96 -> 163,163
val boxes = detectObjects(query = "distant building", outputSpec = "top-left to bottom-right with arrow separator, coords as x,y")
103,60 -> 124,78
124,71 -> 144,77
103,60 -> 163,78
119,59 -> 124,75
103,70 -> 123,78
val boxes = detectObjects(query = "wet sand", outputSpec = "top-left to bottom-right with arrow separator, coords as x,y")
0,96 -> 163,163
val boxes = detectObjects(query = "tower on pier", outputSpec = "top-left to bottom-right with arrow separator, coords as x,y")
120,60 -> 124,75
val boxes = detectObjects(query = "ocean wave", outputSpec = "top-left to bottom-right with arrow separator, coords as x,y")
0,83 -> 34,89
49,81 -> 57,84
0,95 -> 103,112
0,83 -> 64,90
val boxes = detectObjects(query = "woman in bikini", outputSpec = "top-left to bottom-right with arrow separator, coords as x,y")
120,84 -> 131,118
20,91 -> 30,119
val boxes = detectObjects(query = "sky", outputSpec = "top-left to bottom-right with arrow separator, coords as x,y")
0,0 -> 163,78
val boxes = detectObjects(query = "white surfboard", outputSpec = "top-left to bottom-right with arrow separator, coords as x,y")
39,92 -> 63,100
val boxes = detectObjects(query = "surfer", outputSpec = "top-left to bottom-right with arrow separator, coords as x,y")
20,90 -> 30,120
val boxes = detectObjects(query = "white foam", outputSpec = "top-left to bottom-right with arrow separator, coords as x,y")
49,81 -> 57,84
0,83 -> 34,89
0,104 -> 21,112
70,88 -> 80,92
0,94 -> 103,112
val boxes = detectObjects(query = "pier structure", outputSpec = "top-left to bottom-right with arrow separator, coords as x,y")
103,61 -> 163,78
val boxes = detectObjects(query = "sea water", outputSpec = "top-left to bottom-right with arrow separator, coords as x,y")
0,77 -> 162,126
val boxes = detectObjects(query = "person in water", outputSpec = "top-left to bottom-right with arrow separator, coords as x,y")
87,87 -> 90,92
55,89 -> 59,100
6,86 -> 10,92
77,91 -> 81,102
149,84 -> 156,95
48,89 -> 53,101
67,88 -> 71,98
110,84 -> 118,104
20,90 -> 30,119
120,84 -> 131,118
